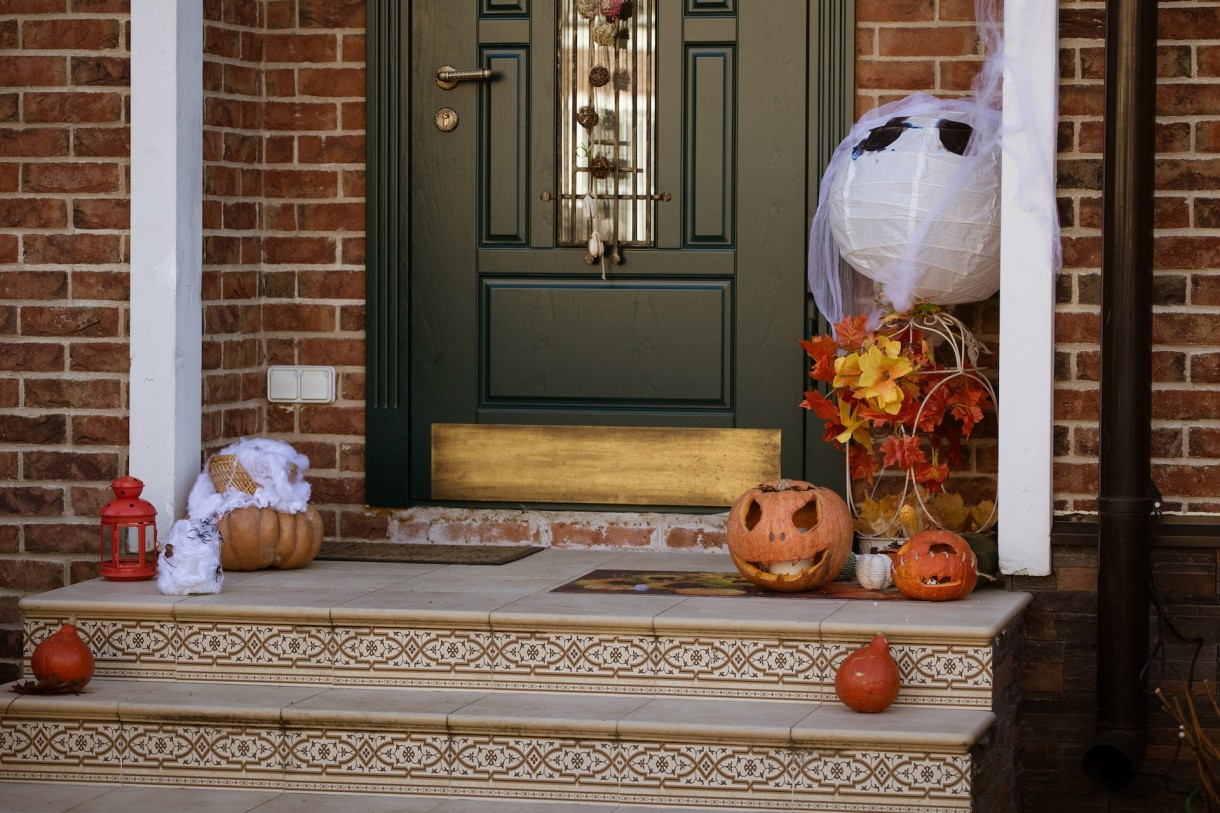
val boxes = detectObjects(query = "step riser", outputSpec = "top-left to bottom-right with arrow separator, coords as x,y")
0,716 -> 978,812
22,615 -> 999,708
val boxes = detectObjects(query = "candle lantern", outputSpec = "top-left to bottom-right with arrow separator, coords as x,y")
99,476 -> 158,580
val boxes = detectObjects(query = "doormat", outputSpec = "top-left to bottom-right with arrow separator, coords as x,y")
553,569 -> 906,600
317,541 -> 543,566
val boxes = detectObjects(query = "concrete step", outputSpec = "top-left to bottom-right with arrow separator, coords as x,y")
18,550 -> 1029,710
0,678 -> 995,811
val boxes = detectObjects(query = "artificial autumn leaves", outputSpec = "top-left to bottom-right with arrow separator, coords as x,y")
801,312 -> 994,491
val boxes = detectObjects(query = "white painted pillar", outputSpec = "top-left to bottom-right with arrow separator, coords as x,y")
997,0 -> 1059,575
129,0 -> 203,532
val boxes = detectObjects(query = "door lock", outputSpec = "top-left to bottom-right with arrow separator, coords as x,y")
435,107 -> 459,132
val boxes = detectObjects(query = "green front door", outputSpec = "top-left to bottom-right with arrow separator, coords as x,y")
366,2 -> 852,508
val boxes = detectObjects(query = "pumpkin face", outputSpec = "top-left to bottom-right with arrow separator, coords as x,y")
216,506 -> 323,571
727,480 -> 852,592
892,529 -> 978,601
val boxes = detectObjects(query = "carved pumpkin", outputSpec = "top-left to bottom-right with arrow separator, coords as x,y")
216,506 -> 324,571
32,620 -> 94,689
727,479 -> 853,592
892,529 -> 978,601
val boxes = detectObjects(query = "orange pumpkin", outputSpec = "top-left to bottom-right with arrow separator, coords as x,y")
727,479 -> 853,592
892,529 -> 978,601
216,506 -> 324,571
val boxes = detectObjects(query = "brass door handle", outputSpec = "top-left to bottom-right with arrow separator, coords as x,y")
435,65 -> 492,90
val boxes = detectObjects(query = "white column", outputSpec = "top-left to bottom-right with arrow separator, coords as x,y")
129,0 -> 203,532
998,0 -> 1059,575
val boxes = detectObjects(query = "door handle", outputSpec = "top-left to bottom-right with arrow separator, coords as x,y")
435,65 -> 492,91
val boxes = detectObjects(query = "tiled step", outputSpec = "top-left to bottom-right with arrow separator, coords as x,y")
0,678 -> 995,811
18,550 -> 1030,709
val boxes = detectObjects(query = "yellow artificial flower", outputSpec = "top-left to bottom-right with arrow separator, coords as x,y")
833,400 -> 872,450
856,336 -> 915,415
832,351 -> 863,390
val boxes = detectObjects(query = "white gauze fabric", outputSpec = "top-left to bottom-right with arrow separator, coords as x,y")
156,518 -> 224,596
187,437 -> 312,523
807,0 -> 1059,325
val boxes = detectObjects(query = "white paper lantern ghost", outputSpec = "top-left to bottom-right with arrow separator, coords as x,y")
156,518 -> 224,596
826,114 -> 1001,310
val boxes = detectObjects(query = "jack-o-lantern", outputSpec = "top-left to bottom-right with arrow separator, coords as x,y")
727,480 -> 852,592
892,529 -> 978,601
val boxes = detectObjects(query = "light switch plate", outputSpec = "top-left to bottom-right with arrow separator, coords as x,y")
267,365 -> 335,404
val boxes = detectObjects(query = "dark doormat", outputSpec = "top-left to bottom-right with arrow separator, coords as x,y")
553,569 -> 906,600
317,541 -> 544,566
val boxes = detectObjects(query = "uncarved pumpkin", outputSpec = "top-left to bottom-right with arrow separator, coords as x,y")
727,479 -> 853,592
32,620 -> 95,688
892,529 -> 978,601
216,506 -> 324,571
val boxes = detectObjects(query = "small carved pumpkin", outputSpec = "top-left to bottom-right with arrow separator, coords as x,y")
727,479 -> 852,592
892,529 -> 978,601
216,506 -> 324,571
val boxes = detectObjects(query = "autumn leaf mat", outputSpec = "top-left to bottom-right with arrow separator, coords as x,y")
553,569 -> 905,600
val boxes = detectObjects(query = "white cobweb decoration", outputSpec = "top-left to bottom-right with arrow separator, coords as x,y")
156,517 -> 224,596
187,437 -> 311,523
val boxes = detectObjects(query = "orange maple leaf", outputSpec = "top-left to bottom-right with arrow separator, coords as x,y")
833,315 -> 871,351
880,434 -> 926,470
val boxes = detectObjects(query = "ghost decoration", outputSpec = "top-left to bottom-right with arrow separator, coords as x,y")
156,518 -> 225,596
826,113 -> 1001,311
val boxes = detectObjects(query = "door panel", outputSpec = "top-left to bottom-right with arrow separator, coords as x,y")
408,2 -> 809,505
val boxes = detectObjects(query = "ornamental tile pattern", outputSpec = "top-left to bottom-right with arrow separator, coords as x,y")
23,616 -> 994,705
0,717 -> 974,811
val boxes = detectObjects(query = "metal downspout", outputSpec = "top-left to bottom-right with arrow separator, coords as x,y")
1081,0 -> 1157,790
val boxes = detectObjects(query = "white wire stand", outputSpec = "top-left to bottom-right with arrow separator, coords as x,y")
847,310 -> 999,552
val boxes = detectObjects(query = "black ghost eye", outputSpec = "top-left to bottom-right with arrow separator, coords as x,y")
852,117 -> 912,157
936,119 -> 973,156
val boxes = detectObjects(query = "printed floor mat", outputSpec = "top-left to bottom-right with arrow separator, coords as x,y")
317,542 -> 543,566
553,569 -> 905,600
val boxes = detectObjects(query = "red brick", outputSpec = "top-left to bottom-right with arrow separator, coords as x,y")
300,406 -> 363,435
297,268 -> 362,298
21,306 -> 120,337
263,236 -> 335,264
223,63 -> 260,97
1156,159 -> 1220,191
1202,45 -> 1220,78
1189,428 -> 1220,459
264,169 -> 337,198
24,91 -> 122,123
1059,84 -> 1105,116
0,55 -> 67,87
223,132 -> 261,164
0,234 -> 16,263
0,559 -> 65,593
1054,312 -> 1099,344
22,18 -> 121,50
0,128 -> 70,158
1151,389 -> 1220,421
264,32 -> 337,63
0,413 -> 65,444
1059,8 -> 1105,39
297,202 -> 363,232
0,198 -> 66,229
26,450 -> 119,483
23,161 -> 120,193
1053,461 -> 1098,495
299,0 -> 363,29
73,0 -> 131,13
265,101 -> 337,131
73,127 -> 128,157
265,67 -> 295,97
70,56 -> 129,86
222,201 -> 258,230
71,414 -> 127,446
203,97 -> 260,129
340,100 -> 363,129
69,341 -> 129,373
1054,388 -> 1100,421
1194,274 -> 1220,306
878,26 -> 978,57
1154,237 -> 1220,270
1193,352 -> 1220,384
1157,45 -> 1193,80
1155,464 -> 1220,499
0,342 -> 64,372
1152,314 -> 1220,345
341,168 -> 363,197
25,378 -> 121,409
1199,122 -> 1220,153
73,198 -> 128,230
24,233 -> 121,265
0,162 -> 17,192
1158,84 -> 1220,117
1158,7 -> 1220,41
297,134 -> 364,163
24,523 -> 95,555
298,67 -> 364,97
341,34 -> 364,63
939,59 -> 982,92
338,302 -> 363,332
857,0 -> 933,22
664,526 -> 727,551
856,60 -> 935,91
1154,196 -> 1190,229
298,337 -> 361,366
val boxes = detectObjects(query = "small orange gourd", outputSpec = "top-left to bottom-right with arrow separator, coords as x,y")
31,620 -> 95,688
727,479 -> 852,592
835,635 -> 900,712
216,506 -> 324,571
892,529 -> 978,601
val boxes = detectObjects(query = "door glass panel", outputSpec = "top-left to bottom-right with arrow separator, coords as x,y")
557,0 -> 656,247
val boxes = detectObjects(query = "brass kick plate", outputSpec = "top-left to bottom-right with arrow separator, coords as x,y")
431,424 -> 781,507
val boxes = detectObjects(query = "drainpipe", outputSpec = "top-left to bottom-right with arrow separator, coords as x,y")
1080,0 -> 1157,790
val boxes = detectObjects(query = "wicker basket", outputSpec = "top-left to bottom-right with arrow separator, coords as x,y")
209,454 -> 299,495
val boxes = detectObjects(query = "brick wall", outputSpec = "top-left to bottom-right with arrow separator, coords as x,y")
0,0 -> 132,678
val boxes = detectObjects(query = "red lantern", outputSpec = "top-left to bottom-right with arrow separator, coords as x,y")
99,476 -> 158,580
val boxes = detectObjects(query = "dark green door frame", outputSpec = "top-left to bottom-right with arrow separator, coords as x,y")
365,1 -> 855,508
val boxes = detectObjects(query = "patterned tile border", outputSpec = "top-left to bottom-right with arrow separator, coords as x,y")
0,717 -> 974,811
22,616 -> 994,706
